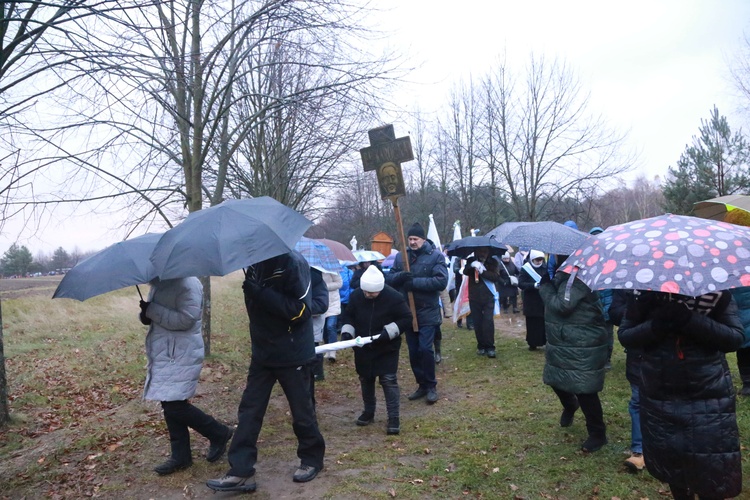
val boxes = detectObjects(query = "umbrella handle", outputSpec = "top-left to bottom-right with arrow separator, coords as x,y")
136,285 -> 144,301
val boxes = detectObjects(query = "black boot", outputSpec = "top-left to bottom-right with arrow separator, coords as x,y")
434,339 -> 442,364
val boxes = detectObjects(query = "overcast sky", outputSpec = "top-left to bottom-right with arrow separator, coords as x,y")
4,0 -> 750,256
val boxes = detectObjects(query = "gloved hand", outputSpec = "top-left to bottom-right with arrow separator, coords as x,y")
470,261 -> 486,273
341,331 -> 354,341
139,300 -> 152,325
651,301 -> 691,332
370,330 -> 391,346
533,282 -> 540,289
390,271 -> 412,287
402,278 -> 414,292
509,276 -> 519,286
242,279 -> 263,298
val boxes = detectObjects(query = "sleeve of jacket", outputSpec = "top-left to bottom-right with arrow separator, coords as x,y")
309,268 -> 330,316
252,254 -> 311,324
463,257 -> 475,277
618,316 -> 661,349
481,258 -> 502,283
684,294 -> 745,352
517,269 -> 536,291
412,254 -> 449,292
148,279 -> 202,332
350,268 -> 363,290
389,289 -> 414,335
385,256 -> 404,287
608,290 -> 629,326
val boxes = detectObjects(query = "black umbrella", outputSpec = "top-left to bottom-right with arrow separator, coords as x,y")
52,232 -> 162,301
150,197 -> 312,279
444,236 -> 507,259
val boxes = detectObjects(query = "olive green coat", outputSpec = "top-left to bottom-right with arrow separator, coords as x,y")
538,272 -> 608,394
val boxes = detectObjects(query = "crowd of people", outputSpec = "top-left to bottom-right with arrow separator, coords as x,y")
138,219 -> 747,499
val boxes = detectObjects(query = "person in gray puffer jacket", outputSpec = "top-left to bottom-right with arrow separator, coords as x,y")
140,277 -> 232,476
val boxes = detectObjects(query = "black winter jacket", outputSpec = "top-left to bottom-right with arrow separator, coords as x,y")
518,262 -> 547,318
243,251 -> 315,367
618,291 -> 743,497
339,285 -> 412,377
463,256 -> 501,304
387,240 -> 448,327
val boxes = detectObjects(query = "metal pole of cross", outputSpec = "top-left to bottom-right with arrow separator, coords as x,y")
359,124 -> 418,331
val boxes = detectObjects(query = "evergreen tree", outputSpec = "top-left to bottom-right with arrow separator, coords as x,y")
0,244 -> 34,276
51,247 -> 71,271
663,106 -> 750,214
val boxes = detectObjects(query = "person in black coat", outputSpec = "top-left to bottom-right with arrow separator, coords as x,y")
517,250 -> 548,350
340,266 -> 412,435
463,247 -> 502,358
496,253 -> 520,313
618,290 -> 744,499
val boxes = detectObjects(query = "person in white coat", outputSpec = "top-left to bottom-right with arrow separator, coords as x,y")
323,270 -> 343,362
140,277 -> 232,475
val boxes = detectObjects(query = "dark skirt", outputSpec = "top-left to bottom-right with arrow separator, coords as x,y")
525,316 -> 546,348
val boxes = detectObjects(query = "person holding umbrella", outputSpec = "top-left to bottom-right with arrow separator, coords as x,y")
207,250 -> 325,493
387,222 -> 449,405
517,250 -> 548,350
462,246 -> 502,358
618,290 -> 744,499
340,266 -> 412,434
140,277 -> 233,476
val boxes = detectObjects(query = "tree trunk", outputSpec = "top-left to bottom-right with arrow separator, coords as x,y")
0,299 -> 9,427
201,276 -> 211,356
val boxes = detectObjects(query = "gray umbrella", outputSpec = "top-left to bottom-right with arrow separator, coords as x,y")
52,232 -> 162,301
150,197 -> 312,279
500,221 -> 589,255
486,221 -> 533,242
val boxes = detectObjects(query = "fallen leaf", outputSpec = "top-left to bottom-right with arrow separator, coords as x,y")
388,488 -> 396,497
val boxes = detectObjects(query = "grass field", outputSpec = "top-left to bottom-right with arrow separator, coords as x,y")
0,273 -> 748,499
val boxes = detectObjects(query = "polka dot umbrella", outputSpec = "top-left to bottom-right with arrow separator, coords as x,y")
559,214 -> 750,297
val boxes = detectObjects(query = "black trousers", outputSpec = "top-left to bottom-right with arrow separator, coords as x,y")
669,484 -> 722,500
551,387 -> 606,438
469,298 -> 495,350
227,361 -> 325,477
161,400 -> 227,462
359,373 -> 400,419
737,346 -> 750,383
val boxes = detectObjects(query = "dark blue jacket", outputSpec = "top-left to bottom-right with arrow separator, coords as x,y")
387,239 -> 448,327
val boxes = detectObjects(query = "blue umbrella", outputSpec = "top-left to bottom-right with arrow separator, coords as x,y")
151,197 -> 312,279
52,233 -> 162,301
295,237 -> 342,273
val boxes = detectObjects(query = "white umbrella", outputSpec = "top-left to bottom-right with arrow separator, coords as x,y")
353,249 -> 386,262
314,334 -> 380,354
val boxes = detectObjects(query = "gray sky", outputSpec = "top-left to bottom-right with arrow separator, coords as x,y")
4,0 -> 750,256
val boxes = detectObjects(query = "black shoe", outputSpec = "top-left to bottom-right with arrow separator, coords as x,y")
387,417 -> 400,435
407,388 -> 427,400
206,474 -> 257,492
486,349 -> 496,358
293,464 -> 320,483
741,385 -> 750,396
581,435 -> 608,452
477,348 -> 487,356
207,426 -> 233,463
528,345 -> 537,351
154,458 -> 192,476
356,411 -> 374,426
560,402 -> 579,427
426,388 -> 438,404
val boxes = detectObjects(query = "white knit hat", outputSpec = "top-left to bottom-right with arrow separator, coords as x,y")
360,265 -> 384,292
529,250 -> 545,261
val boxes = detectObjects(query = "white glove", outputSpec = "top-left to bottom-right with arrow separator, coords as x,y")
509,276 -> 518,286
534,282 -> 540,289
471,261 -> 486,273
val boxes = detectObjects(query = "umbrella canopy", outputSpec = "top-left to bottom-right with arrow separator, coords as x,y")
444,236 -> 507,259
53,232 -> 162,301
353,250 -> 386,263
560,214 -> 750,296
693,194 -> 750,221
151,197 -> 312,279
500,221 -> 589,255
316,238 -> 357,262
295,237 -> 342,274
382,251 -> 398,268
486,221 -> 532,241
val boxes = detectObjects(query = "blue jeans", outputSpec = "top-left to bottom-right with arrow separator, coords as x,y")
629,383 -> 643,454
324,316 -> 338,344
405,325 -> 437,390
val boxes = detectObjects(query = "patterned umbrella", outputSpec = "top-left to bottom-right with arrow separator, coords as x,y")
295,237 -> 342,273
560,214 -> 750,296
316,238 -> 357,262
353,250 -> 386,263
500,221 -> 589,255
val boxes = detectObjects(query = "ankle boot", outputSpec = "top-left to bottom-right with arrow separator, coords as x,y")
386,417 -> 400,435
